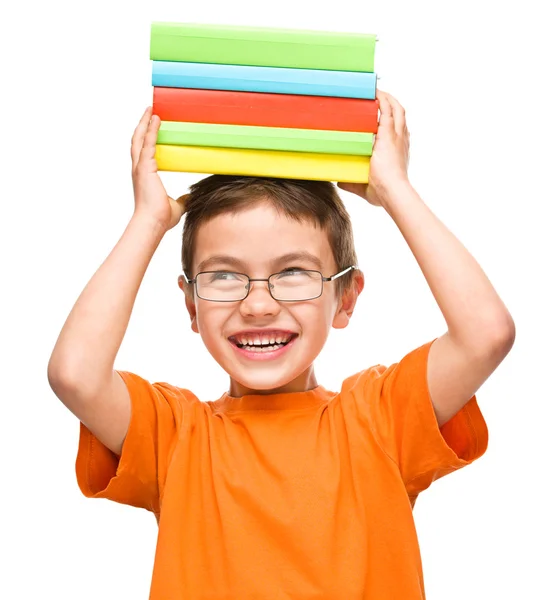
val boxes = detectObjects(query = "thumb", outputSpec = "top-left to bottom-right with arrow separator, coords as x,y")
176,193 -> 189,212
337,182 -> 368,198
167,193 -> 189,230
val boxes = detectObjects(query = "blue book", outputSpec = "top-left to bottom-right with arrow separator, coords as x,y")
151,61 -> 377,100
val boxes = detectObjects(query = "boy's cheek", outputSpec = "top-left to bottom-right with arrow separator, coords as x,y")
196,309 -> 230,345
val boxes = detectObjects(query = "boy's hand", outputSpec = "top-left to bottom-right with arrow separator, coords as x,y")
338,90 -> 410,207
131,107 -> 187,231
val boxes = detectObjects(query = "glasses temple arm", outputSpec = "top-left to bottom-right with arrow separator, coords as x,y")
327,266 -> 358,281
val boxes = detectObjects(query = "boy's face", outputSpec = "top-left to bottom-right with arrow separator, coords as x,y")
179,201 -> 364,396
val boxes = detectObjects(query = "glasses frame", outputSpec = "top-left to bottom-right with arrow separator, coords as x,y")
183,265 -> 359,302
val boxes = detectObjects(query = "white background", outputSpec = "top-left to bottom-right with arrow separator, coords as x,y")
1,0 -> 539,598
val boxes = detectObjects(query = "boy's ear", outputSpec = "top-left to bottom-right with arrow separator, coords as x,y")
332,269 -> 365,330
178,275 -> 199,334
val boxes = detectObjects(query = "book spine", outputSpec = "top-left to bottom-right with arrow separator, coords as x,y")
155,145 -> 370,183
152,87 -> 379,133
156,121 -> 374,156
150,22 -> 376,72
151,61 -> 377,99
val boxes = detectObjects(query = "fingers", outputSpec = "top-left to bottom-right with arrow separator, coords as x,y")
131,107 -> 153,166
376,89 -> 394,133
139,114 -> 161,167
384,92 -> 407,136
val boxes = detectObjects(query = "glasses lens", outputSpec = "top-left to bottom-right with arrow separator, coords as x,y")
196,272 -> 249,301
270,270 -> 322,301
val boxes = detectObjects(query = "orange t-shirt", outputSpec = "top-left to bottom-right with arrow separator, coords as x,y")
75,339 -> 488,599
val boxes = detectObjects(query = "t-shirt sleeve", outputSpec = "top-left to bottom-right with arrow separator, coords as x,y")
75,370 -> 184,514
366,338 -> 489,498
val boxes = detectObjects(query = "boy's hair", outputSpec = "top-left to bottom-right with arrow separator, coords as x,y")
181,175 -> 358,297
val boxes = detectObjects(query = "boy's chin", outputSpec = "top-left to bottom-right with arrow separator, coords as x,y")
228,363 -> 317,396
228,368 -> 309,395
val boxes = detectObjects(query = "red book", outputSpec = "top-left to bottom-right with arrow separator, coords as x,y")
153,87 -> 379,133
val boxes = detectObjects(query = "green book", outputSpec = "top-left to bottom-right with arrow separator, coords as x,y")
150,22 -> 376,73
157,121 -> 374,156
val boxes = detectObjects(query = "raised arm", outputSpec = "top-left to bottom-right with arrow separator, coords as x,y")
338,90 -> 515,428
47,108 -> 186,455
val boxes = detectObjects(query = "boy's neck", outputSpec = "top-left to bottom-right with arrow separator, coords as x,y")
228,365 -> 318,397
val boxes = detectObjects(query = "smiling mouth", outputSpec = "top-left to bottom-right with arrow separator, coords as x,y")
229,333 -> 298,353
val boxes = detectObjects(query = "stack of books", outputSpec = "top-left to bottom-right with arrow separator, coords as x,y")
150,22 -> 379,182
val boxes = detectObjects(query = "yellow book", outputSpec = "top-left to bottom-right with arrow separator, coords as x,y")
155,145 -> 370,183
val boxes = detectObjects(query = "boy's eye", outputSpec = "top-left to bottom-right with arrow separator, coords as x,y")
276,268 -> 310,278
210,271 -> 243,282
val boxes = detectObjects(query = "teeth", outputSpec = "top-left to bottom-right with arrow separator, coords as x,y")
233,332 -> 294,346
240,343 -> 285,353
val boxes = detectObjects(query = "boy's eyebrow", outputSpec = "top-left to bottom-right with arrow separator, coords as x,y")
274,252 -> 324,271
196,252 -> 324,273
197,255 -> 247,272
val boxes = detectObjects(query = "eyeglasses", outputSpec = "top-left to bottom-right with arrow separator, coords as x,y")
183,266 -> 358,302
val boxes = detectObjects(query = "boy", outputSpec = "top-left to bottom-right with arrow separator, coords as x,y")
47,91 -> 515,599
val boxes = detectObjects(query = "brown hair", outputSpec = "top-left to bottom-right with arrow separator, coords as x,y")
181,175 -> 358,296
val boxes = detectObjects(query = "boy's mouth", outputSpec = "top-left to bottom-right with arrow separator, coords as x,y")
228,330 -> 298,353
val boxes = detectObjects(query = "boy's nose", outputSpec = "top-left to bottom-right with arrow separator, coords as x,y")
239,280 -> 280,317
